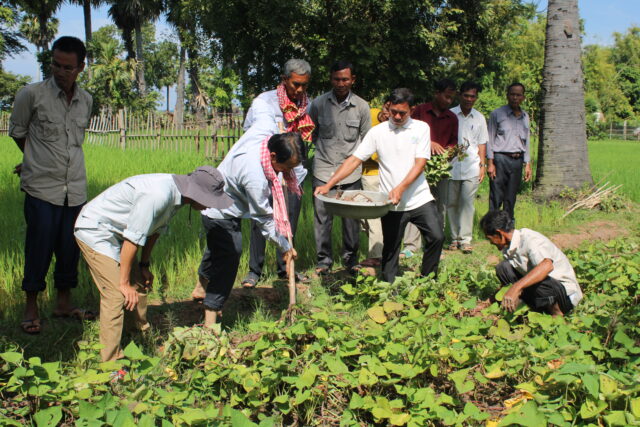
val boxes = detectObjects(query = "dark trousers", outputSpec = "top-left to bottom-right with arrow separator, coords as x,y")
489,153 -> 523,220
381,201 -> 444,283
312,177 -> 361,269
23,193 -> 83,293
198,216 -> 243,311
246,189 -> 302,279
495,260 -> 573,314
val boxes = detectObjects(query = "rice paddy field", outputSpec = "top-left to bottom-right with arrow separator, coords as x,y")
0,136 -> 639,425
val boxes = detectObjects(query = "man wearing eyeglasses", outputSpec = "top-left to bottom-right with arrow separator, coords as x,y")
9,36 -> 93,335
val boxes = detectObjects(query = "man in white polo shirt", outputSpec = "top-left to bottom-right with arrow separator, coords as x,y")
314,88 -> 444,283
480,210 -> 583,316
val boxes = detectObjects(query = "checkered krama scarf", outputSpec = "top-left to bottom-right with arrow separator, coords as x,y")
277,83 -> 315,143
260,136 -> 301,239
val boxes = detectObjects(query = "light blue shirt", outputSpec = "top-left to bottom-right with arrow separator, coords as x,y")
74,174 -> 183,261
202,125 -> 292,252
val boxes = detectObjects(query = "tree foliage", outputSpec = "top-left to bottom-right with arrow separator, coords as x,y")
0,3 -> 25,63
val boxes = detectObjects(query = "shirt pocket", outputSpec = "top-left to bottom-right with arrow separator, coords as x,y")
318,116 -> 334,139
343,119 -> 360,142
36,111 -> 61,142
74,117 -> 90,145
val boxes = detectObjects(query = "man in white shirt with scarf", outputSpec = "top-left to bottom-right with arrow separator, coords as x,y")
198,131 -> 304,327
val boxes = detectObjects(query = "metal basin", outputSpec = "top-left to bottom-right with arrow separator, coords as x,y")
315,190 -> 392,219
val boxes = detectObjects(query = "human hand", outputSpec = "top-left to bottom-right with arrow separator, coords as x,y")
523,163 -> 532,182
479,165 -> 486,184
120,282 -> 139,311
283,248 -> 298,264
314,185 -> 331,197
141,266 -> 154,289
13,163 -> 22,176
487,163 -> 496,180
431,142 -> 446,156
388,187 -> 403,205
501,286 -> 521,313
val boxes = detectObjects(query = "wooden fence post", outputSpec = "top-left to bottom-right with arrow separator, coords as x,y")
118,109 -> 126,150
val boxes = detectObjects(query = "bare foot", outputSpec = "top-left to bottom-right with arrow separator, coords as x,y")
204,308 -> 222,328
24,291 -> 39,324
191,276 -> 208,300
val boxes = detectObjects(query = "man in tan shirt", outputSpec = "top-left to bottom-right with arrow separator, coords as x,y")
9,36 -> 93,334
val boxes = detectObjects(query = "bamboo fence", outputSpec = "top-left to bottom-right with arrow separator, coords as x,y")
0,110 -> 244,160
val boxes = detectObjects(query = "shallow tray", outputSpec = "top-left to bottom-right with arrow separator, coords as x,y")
315,190 -> 392,219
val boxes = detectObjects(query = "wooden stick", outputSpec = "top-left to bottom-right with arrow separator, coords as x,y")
283,185 -> 296,307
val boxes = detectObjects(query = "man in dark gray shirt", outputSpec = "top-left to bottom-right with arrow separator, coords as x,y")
309,60 -> 371,274
486,83 -> 533,221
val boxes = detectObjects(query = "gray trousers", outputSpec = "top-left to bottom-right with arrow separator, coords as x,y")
447,178 -> 480,245
312,177 -> 361,269
361,174 -> 383,259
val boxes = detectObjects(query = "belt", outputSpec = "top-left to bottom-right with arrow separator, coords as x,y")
496,152 -> 524,159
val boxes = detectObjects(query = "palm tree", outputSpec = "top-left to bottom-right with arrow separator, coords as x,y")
108,0 -> 161,94
88,37 -> 136,111
535,0 -> 592,196
165,0 -> 193,125
14,0 -> 62,51
68,0 -> 106,68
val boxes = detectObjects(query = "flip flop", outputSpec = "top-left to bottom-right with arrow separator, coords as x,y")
21,318 -> 41,335
53,307 -> 97,321
241,277 -> 258,289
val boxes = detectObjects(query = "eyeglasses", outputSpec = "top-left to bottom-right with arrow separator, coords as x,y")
51,61 -> 78,73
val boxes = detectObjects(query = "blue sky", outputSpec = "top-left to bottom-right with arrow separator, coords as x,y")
3,0 -> 638,105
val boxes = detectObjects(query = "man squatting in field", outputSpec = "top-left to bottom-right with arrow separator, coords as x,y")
480,210 -> 583,316
190,59 -> 311,296
9,36 -> 94,335
74,166 -> 232,361
315,88 -> 445,283
197,131 -> 305,327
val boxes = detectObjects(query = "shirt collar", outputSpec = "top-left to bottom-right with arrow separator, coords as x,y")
48,77 -> 80,103
453,105 -> 474,118
503,229 -> 521,258
330,90 -> 352,107
389,117 -> 413,130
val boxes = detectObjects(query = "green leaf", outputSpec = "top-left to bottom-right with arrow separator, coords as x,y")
33,406 -> 63,427
631,397 -> 640,418
603,411 -> 628,426
295,365 -> 318,389
600,374 -> 620,399
1,352 -> 23,364
499,401 -> 546,427
79,400 -> 105,420
123,342 -> 145,360
383,301 -> 404,313
448,368 -> 474,394
579,397 -> 607,419
581,373 -> 599,398
367,306 -> 388,324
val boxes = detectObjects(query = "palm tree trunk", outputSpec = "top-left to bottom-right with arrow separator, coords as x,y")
174,44 -> 186,127
134,21 -> 146,94
83,0 -> 93,67
188,48 -> 206,123
166,86 -> 170,112
534,0 -> 592,197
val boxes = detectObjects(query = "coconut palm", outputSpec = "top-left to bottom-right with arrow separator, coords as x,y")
535,0 -> 592,196
68,0 -> 106,67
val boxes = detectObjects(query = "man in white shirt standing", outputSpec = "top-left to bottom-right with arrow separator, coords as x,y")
74,166 -> 233,361
447,82 -> 488,254
480,210 -> 583,317
315,88 -> 444,283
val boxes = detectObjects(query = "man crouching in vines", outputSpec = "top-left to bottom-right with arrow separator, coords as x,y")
480,210 -> 583,317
